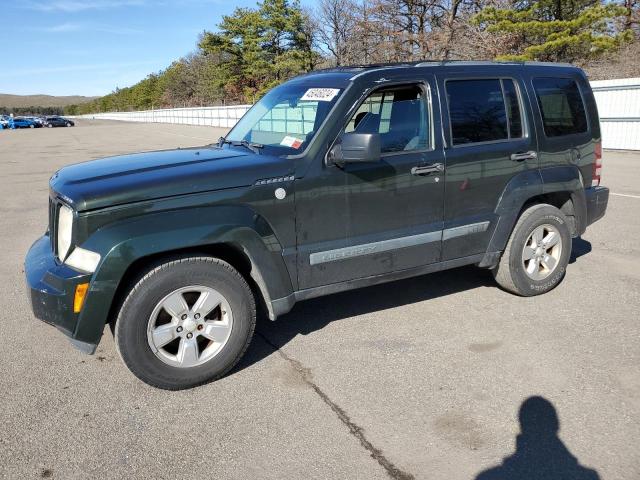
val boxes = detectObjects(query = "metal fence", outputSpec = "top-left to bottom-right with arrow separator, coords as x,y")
78,77 -> 640,150
591,78 -> 640,150
80,105 -> 252,128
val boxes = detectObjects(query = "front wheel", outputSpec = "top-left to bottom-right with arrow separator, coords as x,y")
493,204 -> 572,296
115,257 -> 256,390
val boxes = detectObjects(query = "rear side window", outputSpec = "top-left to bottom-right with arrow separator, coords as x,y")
533,78 -> 588,137
446,79 -> 523,145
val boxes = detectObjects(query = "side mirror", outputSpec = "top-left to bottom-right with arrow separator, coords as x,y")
329,133 -> 381,166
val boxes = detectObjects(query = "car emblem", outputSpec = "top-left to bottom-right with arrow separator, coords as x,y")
275,188 -> 286,200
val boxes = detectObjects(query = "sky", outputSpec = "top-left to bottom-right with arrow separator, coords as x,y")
0,0 -> 312,97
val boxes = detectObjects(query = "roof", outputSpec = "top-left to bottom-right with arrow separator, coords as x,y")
297,60 -> 577,82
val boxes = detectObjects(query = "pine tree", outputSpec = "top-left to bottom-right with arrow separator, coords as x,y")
474,0 -> 633,63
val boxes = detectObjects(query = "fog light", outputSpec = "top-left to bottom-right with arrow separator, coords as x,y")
74,283 -> 89,313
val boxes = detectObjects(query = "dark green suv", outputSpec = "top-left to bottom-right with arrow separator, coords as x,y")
25,61 -> 609,389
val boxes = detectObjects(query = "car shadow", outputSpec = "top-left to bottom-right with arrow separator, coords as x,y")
475,396 -> 600,480
235,237 -> 593,373
235,264 -> 494,372
570,237 -> 592,264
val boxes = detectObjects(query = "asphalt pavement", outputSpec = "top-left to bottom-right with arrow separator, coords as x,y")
1,120 -> 638,479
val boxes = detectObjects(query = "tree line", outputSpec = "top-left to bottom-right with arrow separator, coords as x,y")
66,0 -> 640,115
1,106 -> 65,116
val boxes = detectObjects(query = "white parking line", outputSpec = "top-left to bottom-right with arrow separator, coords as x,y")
610,192 -> 640,199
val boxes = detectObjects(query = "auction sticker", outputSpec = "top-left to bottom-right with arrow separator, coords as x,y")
280,136 -> 303,149
300,88 -> 340,102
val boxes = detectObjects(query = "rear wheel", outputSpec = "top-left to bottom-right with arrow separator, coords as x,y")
114,257 -> 256,390
493,204 -> 572,296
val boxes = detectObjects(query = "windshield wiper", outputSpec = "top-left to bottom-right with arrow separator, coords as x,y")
218,137 -> 263,154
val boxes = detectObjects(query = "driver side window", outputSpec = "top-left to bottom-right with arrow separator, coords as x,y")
345,84 -> 430,153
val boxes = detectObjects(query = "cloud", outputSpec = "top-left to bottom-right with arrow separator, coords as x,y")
42,22 -> 142,35
24,0 -> 222,12
25,1 -> 147,12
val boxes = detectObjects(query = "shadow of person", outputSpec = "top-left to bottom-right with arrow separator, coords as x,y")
475,396 -> 600,480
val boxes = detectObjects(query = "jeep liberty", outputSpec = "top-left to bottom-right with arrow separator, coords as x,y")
25,61 -> 609,389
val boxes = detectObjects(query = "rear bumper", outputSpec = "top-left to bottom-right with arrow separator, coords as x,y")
25,235 -> 97,354
585,186 -> 609,227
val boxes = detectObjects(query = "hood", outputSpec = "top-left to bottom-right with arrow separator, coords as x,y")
50,146 -> 292,211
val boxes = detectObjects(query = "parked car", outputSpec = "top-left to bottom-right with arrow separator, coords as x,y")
0,115 -> 10,128
45,116 -> 75,127
25,61 -> 609,389
13,117 -> 41,128
26,116 -> 46,126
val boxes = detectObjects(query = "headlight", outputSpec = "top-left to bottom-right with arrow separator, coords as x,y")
65,247 -> 101,273
57,204 -> 73,260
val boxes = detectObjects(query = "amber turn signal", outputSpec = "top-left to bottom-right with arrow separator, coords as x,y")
74,283 -> 89,313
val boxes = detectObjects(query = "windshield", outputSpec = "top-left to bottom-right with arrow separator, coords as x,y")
226,83 -> 344,155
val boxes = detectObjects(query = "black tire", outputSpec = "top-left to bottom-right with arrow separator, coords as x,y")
114,257 -> 256,390
493,204 -> 572,296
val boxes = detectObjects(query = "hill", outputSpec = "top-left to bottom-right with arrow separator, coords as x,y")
0,93 -> 97,108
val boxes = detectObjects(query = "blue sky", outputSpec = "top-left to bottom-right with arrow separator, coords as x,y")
0,0 -> 312,97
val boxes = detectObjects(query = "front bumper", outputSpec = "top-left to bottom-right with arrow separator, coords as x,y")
25,235 -> 97,354
585,186 -> 609,227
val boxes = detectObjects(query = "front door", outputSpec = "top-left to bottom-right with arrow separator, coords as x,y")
296,79 -> 446,290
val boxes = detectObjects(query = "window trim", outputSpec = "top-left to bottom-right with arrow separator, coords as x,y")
531,76 -> 590,140
325,80 -> 436,164
444,76 -> 529,149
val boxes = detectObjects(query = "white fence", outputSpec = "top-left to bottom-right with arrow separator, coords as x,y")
81,105 -> 252,129
591,78 -> 640,151
79,77 -> 640,150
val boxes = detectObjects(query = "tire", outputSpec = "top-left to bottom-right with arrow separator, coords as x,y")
493,204 -> 572,296
114,257 -> 256,390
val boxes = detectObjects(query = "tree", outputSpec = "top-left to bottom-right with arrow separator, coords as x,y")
199,0 -> 317,103
474,0 -> 633,63
317,0 -> 364,65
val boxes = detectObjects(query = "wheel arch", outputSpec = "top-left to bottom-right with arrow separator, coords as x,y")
479,166 -> 586,268
74,207 -> 295,345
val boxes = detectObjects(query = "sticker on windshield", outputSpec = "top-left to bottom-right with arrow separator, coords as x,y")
300,88 -> 340,102
280,136 -> 303,149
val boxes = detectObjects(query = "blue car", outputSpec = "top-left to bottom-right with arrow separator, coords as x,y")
12,118 -> 41,129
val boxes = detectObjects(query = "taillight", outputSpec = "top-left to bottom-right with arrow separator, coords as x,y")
592,141 -> 602,187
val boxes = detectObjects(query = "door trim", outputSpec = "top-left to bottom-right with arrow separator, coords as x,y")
309,221 -> 490,265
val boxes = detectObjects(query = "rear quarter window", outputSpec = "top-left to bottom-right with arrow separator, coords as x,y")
533,78 -> 588,137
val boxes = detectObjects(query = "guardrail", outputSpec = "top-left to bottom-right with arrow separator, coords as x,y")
78,77 -> 640,150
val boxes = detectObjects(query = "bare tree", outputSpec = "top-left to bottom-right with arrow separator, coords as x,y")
317,0 -> 360,65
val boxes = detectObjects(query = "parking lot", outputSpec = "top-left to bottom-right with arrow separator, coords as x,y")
1,120 -> 639,479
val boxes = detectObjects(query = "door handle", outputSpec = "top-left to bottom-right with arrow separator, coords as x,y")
411,163 -> 444,176
510,151 -> 537,162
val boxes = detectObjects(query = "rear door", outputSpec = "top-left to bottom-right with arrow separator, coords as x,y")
436,73 -> 539,261
530,74 -> 596,184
